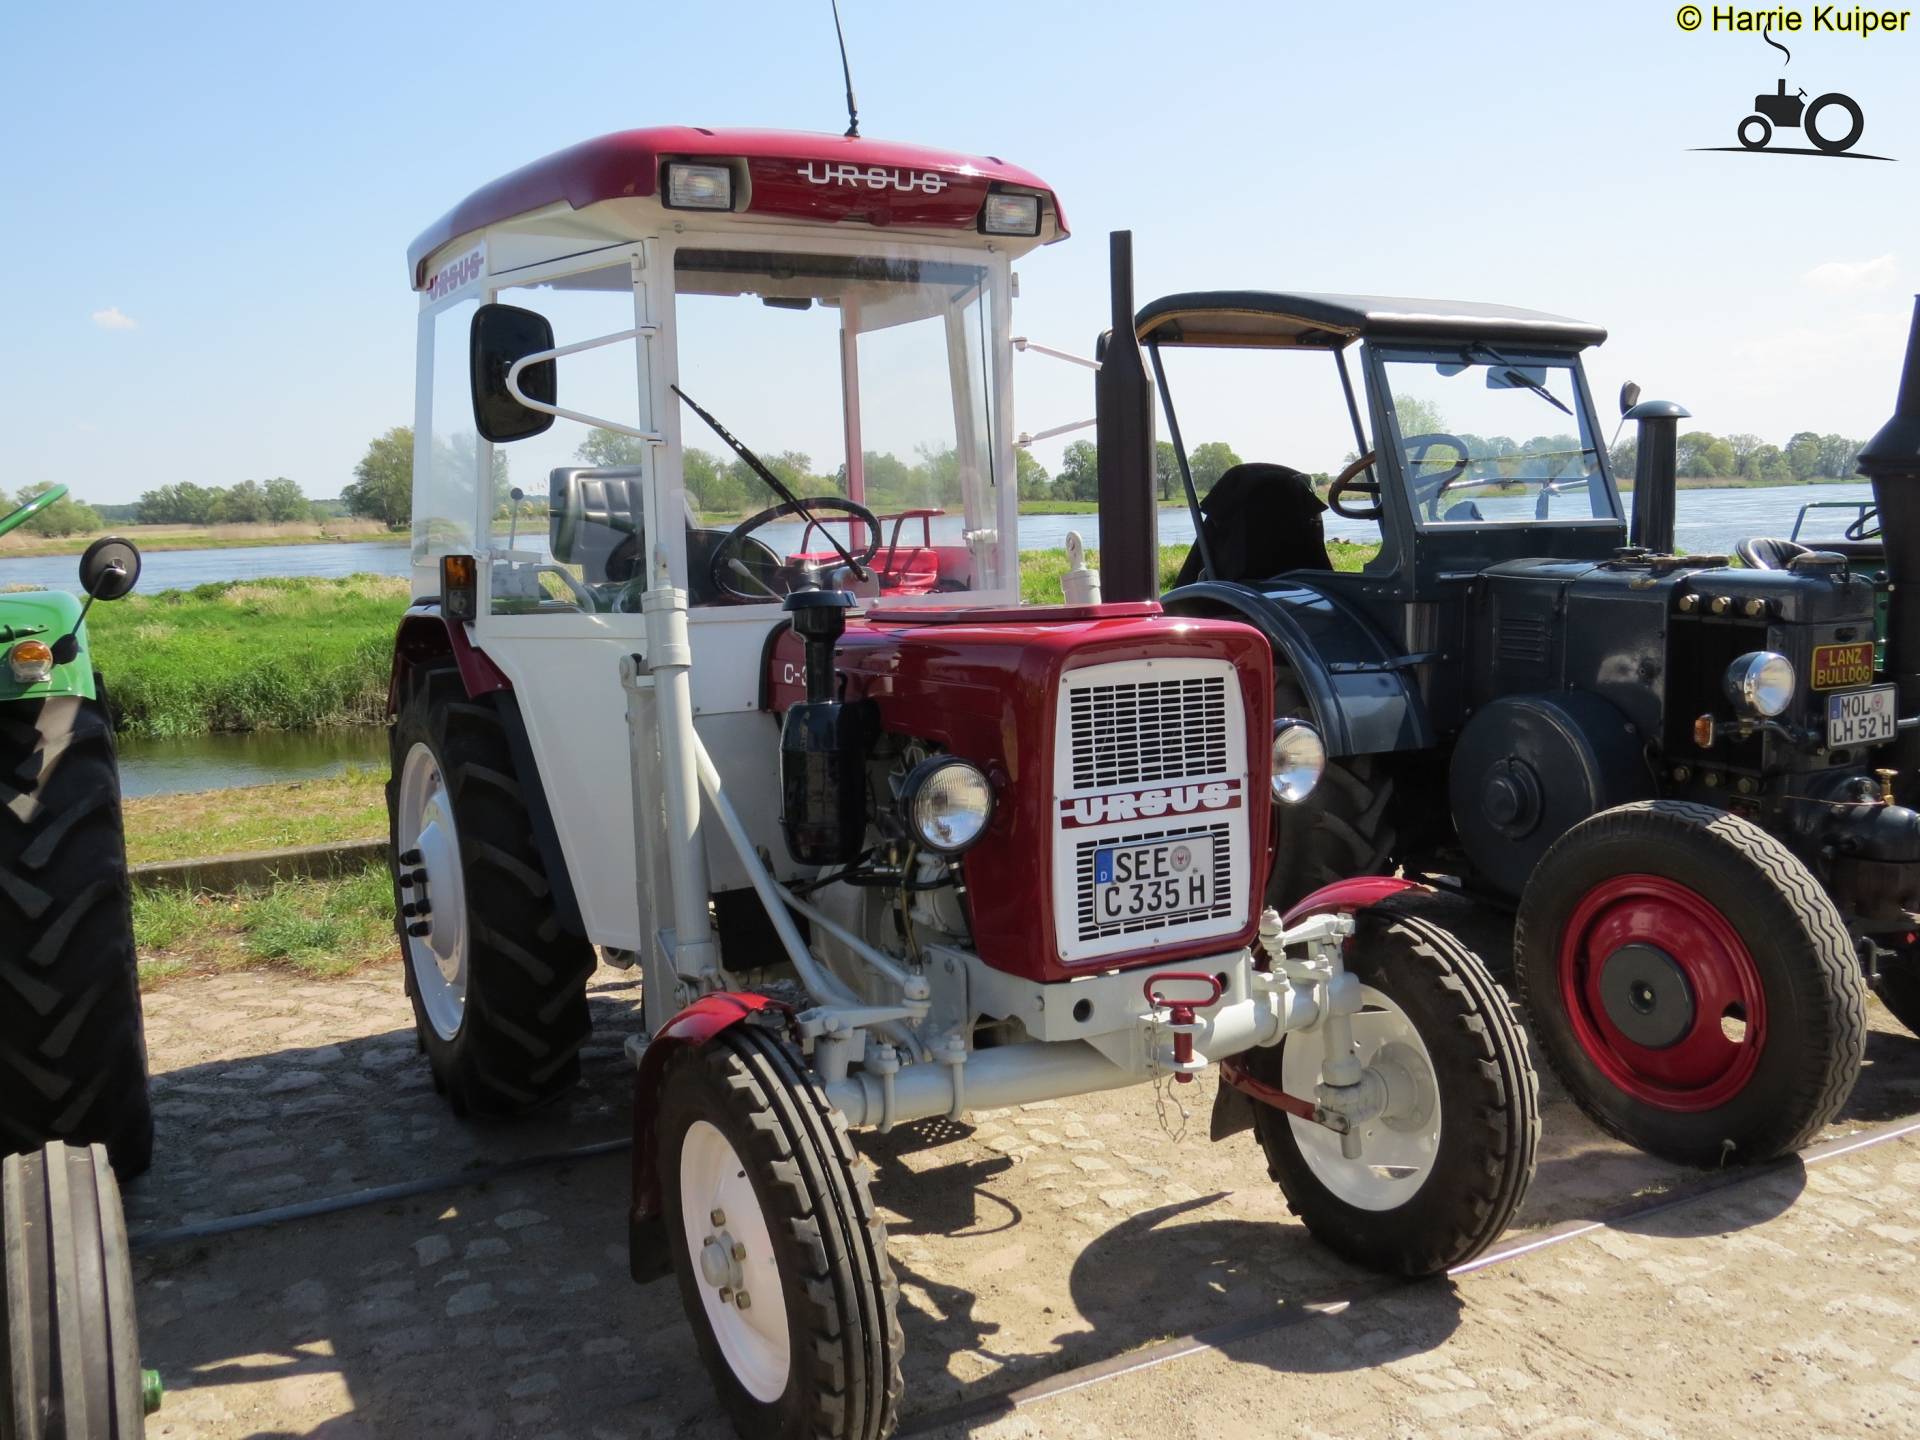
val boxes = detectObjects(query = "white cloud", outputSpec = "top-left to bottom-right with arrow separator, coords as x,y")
90,306 -> 137,331
1802,255 -> 1898,293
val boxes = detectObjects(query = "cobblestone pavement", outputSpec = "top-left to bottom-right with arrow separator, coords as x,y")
128,961 -> 1920,1439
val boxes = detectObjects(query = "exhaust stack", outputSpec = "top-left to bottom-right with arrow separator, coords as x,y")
1626,399 -> 1689,555
1857,295 -> 1920,789
1094,231 -> 1158,602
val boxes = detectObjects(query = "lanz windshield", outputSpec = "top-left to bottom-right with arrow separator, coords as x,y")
1376,346 -> 1617,528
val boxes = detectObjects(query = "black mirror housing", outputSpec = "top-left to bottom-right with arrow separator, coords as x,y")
77,536 -> 141,602
1619,381 -> 1642,417
471,303 -> 557,443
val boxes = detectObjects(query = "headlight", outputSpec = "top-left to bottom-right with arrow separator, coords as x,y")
903,757 -> 994,854
980,191 -> 1042,237
663,162 -> 734,211
1724,651 -> 1794,718
7,639 -> 53,684
1271,720 -> 1326,805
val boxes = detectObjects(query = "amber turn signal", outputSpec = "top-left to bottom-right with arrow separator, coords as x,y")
1692,713 -> 1716,749
7,638 -> 54,683
441,554 -> 478,622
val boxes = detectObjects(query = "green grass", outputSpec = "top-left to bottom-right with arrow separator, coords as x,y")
123,767 -> 387,864
134,863 -> 395,986
89,574 -> 409,738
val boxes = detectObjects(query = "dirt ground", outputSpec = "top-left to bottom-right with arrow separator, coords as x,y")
127,960 -> 1920,1440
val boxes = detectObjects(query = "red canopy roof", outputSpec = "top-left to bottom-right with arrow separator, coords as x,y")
408,126 -> 1065,289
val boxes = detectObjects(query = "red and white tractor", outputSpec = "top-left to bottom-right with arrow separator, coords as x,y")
389,126 -> 1540,1438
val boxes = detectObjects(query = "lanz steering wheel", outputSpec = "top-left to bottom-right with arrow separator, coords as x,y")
1400,432 -> 1474,517
1326,450 -> 1381,520
709,496 -> 883,603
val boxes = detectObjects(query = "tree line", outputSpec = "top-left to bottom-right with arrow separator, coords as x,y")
1609,429 -> 1863,484
0,482 -> 102,537
133,476 -> 319,525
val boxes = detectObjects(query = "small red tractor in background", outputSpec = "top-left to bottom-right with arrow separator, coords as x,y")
389,127 -> 1539,1437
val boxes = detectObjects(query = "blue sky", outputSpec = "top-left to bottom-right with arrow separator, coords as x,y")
3,1 -> 1916,504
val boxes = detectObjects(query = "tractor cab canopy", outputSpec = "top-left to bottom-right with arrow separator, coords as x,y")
406,127 -> 1064,651
1137,288 -> 1622,594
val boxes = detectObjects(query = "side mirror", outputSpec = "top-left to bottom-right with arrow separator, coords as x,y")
77,536 -> 140,601
471,303 -> 557,443
1619,381 -> 1642,417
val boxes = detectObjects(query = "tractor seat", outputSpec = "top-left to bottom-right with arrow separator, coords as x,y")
1173,463 -> 1333,588
550,466 -> 645,583
1733,536 -> 1813,570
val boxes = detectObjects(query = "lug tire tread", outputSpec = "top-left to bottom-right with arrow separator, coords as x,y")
661,1024 -> 900,1440
1252,912 -> 1539,1276
0,698 -> 150,1180
388,660 -> 594,1117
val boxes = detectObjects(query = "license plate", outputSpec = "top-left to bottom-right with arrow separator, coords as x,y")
1827,685 -> 1897,748
1811,642 -> 1875,691
1093,836 -> 1214,923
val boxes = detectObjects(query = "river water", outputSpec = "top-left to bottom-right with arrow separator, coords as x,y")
11,482 -> 1867,795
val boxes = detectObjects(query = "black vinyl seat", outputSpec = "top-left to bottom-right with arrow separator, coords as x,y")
1733,535 -> 1813,570
1174,463 -> 1334,587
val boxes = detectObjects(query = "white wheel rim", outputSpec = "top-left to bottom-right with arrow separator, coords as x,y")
397,740 -> 469,1043
1281,984 -> 1442,1212
680,1120 -> 790,1402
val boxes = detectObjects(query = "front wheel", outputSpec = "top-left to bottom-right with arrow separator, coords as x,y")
658,1024 -> 901,1440
1247,911 -> 1540,1276
1515,800 -> 1866,1166
2,1143 -> 152,1438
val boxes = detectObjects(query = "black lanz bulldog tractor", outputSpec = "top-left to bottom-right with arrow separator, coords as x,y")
1118,280 -> 1920,1167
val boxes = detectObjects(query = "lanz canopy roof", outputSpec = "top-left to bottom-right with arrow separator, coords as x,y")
1135,290 -> 1606,351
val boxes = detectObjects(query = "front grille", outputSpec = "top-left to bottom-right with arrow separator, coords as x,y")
1052,659 -> 1251,965
1072,821 -> 1235,942
1068,676 -> 1228,789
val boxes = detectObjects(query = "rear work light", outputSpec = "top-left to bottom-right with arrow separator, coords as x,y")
664,163 -> 734,211
980,191 -> 1041,237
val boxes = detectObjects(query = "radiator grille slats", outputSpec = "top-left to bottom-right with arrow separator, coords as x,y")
1069,676 -> 1228,790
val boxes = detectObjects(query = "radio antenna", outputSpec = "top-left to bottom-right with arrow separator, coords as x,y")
831,0 -> 860,137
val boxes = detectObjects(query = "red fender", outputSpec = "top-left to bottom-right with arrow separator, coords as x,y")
627,990 -> 790,1282
1282,875 -> 1423,926
388,605 -> 511,716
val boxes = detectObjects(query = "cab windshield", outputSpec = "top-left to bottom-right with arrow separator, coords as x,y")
1376,346 -> 1617,527
673,247 -> 1001,605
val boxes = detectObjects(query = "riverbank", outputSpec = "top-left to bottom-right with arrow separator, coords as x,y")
92,542 -> 1378,739
0,517 -> 394,558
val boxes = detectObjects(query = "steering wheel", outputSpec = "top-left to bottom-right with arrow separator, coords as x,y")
1399,433 -> 1474,517
1326,450 -> 1382,520
709,496 -> 883,603
1846,507 -> 1881,542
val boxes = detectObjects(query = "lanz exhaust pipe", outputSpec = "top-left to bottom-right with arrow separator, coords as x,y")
1094,231 -> 1158,602
1858,295 -> 1920,795
1627,399 -> 1690,555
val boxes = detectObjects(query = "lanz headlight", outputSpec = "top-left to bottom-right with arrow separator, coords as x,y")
1724,651 -> 1795,718
903,756 -> 994,854
1271,719 -> 1326,805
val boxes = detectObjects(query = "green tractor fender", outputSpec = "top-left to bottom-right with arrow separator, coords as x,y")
0,588 -> 97,703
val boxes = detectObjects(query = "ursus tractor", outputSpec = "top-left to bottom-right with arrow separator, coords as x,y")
1126,264 -> 1920,1168
391,128 -> 1539,1438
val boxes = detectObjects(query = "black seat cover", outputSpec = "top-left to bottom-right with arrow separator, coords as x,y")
1732,535 -> 1813,570
1173,462 -> 1334,587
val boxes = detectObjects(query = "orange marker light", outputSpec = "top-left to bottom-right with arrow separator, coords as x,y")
1692,714 -> 1716,749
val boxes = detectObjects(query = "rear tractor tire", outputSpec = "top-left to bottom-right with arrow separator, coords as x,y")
387,659 -> 594,1116
2,1142 -> 155,1439
1515,800 -> 1867,1166
1244,910 -> 1539,1276
658,1025 -> 902,1440
0,697 -> 151,1180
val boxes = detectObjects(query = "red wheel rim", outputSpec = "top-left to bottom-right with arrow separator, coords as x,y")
1556,874 -> 1766,1112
